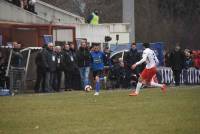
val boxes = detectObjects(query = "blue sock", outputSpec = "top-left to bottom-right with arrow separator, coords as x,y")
95,81 -> 100,92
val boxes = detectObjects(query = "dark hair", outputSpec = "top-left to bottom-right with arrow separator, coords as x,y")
94,9 -> 98,15
143,43 -> 150,48
131,42 -> 136,46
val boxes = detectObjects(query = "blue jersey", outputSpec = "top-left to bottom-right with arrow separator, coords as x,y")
90,51 -> 105,71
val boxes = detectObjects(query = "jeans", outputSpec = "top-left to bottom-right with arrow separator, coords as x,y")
79,67 -> 90,89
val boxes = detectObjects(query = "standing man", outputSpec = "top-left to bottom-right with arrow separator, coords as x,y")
129,43 -> 166,96
169,45 -> 185,86
90,44 -> 105,96
34,45 -> 47,93
53,46 -> 63,92
87,9 -> 99,25
43,42 -> 56,92
69,42 -> 81,90
62,43 -> 72,91
77,40 -> 91,90
124,42 -> 141,88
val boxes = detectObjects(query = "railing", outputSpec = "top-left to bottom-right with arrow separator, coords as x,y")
158,67 -> 200,84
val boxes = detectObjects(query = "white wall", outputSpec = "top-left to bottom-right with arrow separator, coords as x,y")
0,0 -> 48,24
53,29 -> 73,43
74,23 -> 130,44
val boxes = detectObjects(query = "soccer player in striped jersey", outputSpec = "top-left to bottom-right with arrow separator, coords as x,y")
129,43 -> 166,96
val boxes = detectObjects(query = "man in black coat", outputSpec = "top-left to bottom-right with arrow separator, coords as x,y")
34,43 -> 56,92
169,45 -> 185,86
53,46 -> 63,92
124,42 -> 141,87
11,42 -> 24,68
46,43 -> 57,92
62,43 -> 80,90
34,46 -> 47,93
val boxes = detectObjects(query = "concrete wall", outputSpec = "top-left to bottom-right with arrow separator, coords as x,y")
0,0 -> 48,24
123,0 -> 135,42
35,0 -> 85,24
40,0 -> 123,23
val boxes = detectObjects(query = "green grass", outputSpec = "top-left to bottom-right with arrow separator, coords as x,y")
0,86 -> 200,134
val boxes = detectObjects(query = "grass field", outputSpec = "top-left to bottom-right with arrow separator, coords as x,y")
0,86 -> 200,134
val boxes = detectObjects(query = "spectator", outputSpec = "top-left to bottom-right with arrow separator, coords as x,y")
12,0 -> 21,7
115,58 -> 130,88
10,42 -> 24,68
69,42 -> 81,90
192,50 -> 200,69
77,40 -> 91,90
42,43 -> 56,92
62,43 -> 72,91
169,45 -> 185,86
164,49 -> 171,67
28,0 -> 36,14
20,0 -> 28,10
62,43 -> 80,90
34,45 -> 48,93
0,50 -> 9,89
183,49 -> 193,69
53,46 -> 63,92
124,42 -> 141,88
103,46 -> 111,67
87,9 -> 99,25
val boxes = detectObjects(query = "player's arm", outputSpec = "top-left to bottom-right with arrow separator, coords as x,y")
131,52 -> 147,70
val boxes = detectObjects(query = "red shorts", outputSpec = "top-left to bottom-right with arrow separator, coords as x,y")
140,67 -> 157,83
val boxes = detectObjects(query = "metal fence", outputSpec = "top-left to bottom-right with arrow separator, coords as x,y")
158,67 -> 200,85
9,67 -> 25,93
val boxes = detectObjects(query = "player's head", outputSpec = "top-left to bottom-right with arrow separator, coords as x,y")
131,42 -> 136,49
143,43 -> 150,48
93,44 -> 100,52
80,40 -> 87,48
47,42 -> 54,50
94,9 -> 98,15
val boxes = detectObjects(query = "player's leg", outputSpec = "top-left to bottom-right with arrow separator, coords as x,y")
135,77 -> 143,94
94,75 -> 100,95
93,71 -> 101,96
129,69 -> 147,96
149,70 -> 166,93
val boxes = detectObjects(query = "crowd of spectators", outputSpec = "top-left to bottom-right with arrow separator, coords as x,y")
165,46 -> 200,69
0,41 -> 200,93
164,44 -> 200,86
5,0 -> 36,14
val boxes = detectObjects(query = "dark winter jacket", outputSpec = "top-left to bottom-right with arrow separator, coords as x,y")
124,48 -> 141,69
124,48 -> 142,75
41,48 -> 56,72
77,47 -> 91,67
10,48 -> 24,67
62,49 -> 78,72
169,50 -> 185,70
55,52 -> 64,71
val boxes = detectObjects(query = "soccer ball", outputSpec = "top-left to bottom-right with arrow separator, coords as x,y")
84,85 -> 92,92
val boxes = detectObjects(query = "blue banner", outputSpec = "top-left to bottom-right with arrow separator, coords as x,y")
43,35 -> 53,45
